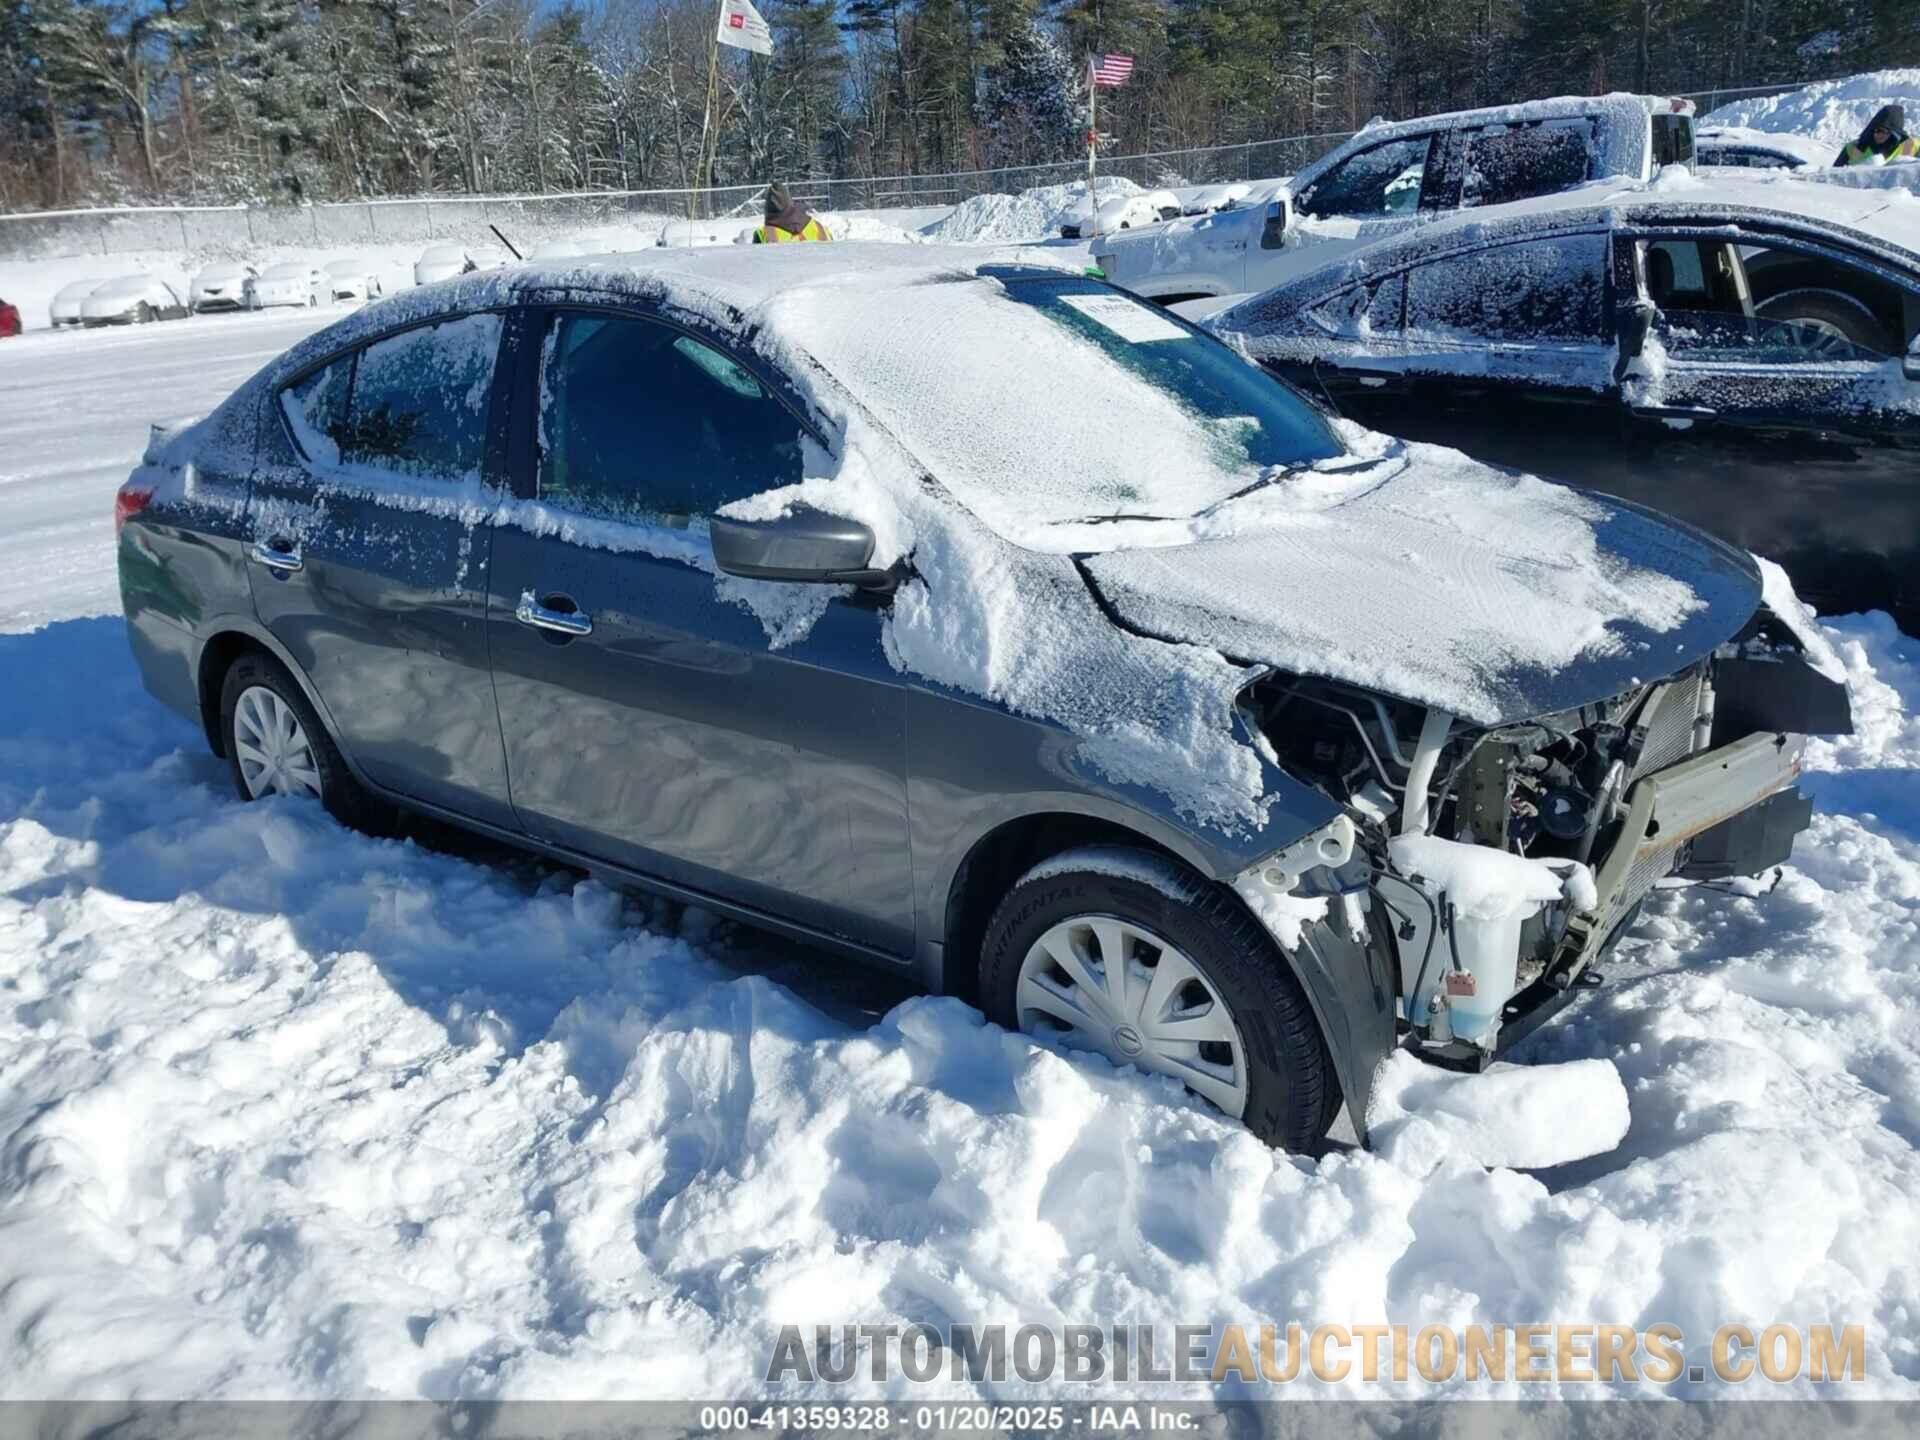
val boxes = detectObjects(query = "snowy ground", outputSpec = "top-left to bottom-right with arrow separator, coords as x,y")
2,272 -> 1920,1405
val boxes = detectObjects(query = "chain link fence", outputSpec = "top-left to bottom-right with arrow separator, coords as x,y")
0,78 -> 1835,262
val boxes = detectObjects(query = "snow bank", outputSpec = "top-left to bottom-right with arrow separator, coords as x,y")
924,177 -> 1142,244
1703,68 -> 1920,151
1367,1052 -> 1632,1171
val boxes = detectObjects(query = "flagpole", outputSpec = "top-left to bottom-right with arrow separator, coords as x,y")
1087,55 -> 1100,243
691,0 -> 724,234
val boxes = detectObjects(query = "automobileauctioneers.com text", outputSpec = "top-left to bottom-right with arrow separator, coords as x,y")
766,1322 -> 1865,1387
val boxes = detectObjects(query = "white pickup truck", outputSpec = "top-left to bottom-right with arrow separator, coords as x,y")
1093,93 -> 1696,304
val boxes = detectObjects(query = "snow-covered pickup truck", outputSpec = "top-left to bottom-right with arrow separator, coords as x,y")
1093,92 -> 1696,304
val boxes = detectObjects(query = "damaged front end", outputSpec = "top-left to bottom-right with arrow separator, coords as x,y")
1231,603 -> 1851,1137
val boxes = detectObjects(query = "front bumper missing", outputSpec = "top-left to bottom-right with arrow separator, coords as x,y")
1229,729 -> 1809,1136
1545,728 -> 1806,990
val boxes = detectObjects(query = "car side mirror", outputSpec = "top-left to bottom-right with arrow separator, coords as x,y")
1261,199 -> 1288,250
1906,334 -> 1920,381
709,504 -> 894,590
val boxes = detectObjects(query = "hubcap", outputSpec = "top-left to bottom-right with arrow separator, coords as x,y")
233,685 -> 323,800
1015,915 -> 1248,1118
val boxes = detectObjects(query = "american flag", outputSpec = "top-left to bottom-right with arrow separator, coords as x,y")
1090,53 -> 1135,88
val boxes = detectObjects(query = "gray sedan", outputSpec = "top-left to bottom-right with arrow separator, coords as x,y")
115,245 -> 1847,1151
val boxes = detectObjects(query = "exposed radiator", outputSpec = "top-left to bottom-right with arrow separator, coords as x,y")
1631,670 -> 1708,782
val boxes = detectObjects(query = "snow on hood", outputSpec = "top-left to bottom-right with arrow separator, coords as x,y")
1079,428 -> 1761,725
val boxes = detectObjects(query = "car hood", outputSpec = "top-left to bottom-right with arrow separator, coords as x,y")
1075,440 -> 1762,726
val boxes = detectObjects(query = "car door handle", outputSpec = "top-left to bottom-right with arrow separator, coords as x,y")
516,591 -> 593,636
250,538 -> 303,572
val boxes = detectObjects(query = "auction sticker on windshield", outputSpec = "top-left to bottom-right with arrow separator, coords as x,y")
1059,292 -> 1190,343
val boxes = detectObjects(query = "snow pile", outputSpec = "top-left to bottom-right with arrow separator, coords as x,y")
924,177 -> 1142,244
1367,1053 -> 1632,1171
1,610 -> 1919,1400
1703,68 -> 1920,152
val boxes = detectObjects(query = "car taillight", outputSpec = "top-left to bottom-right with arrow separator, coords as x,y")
115,483 -> 154,536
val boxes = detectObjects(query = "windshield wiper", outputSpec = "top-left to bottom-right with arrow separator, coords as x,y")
1070,511 -> 1182,525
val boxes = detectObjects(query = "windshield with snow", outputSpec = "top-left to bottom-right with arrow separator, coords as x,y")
796,272 -> 1342,540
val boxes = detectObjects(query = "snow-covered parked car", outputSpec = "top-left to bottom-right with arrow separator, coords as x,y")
322,257 -> 382,303
1058,187 -> 1181,239
1093,92 -> 1697,303
245,262 -> 325,310
0,296 -> 18,338
1208,175 -> 1920,629
48,277 -> 108,327
657,218 -> 760,248
531,236 -> 594,260
1176,181 -> 1252,215
190,261 -> 258,313
80,274 -> 189,326
1694,124 -> 1830,170
115,244 -> 1847,1152
413,244 -> 509,284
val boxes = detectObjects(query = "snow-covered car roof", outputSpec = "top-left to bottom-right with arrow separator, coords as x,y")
195,261 -> 254,279
52,277 -> 108,301
260,261 -> 316,279
323,257 -> 372,274
417,243 -> 469,261
90,274 -> 172,299
282,243 -> 1080,355
1695,124 -> 1831,167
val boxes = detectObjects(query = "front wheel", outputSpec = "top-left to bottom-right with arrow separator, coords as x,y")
1756,289 -> 1895,356
135,302 -> 153,323
220,652 -> 391,833
980,846 -> 1338,1150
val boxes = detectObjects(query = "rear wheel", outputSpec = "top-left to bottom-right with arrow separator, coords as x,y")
980,846 -> 1338,1150
219,652 -> 391,833
135,302 -> 153,324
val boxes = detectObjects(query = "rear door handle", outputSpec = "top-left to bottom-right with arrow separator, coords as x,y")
250,538 -> 303,572
516,591 -> 593,636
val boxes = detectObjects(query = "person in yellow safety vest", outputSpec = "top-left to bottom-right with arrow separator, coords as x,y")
753,184 -> 833,243
1834,105 -> 1920,166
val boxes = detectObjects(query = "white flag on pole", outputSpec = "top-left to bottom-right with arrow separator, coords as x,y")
716,0 -> 773,55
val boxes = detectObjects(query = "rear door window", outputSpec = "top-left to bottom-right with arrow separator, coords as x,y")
536,312 -> 805,526
1406,235 -> 1608,341
339,313 -> 502,482
1462,119 -> 1597,209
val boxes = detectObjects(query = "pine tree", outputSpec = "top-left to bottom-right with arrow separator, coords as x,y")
976,16 -> 1080,165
